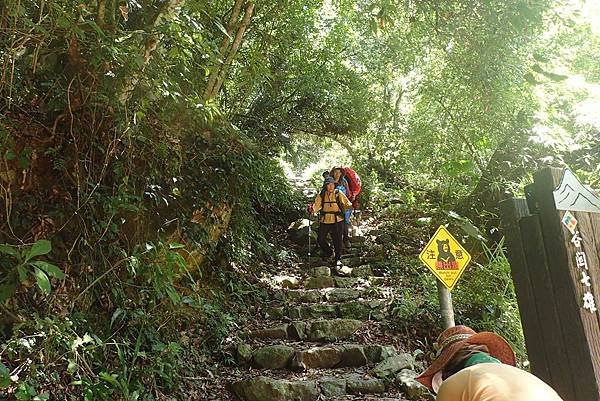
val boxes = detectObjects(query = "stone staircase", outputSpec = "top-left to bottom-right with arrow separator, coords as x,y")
228,238 -> 432,401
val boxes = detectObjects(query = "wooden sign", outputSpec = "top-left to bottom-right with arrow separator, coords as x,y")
501,168 -> 600,401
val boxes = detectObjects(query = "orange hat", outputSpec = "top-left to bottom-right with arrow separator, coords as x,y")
415,325 -> 516,391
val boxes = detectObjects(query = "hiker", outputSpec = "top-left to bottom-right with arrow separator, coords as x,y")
415,325 -> 564,400
307,176 -> 353,265
330,167 -> 353,249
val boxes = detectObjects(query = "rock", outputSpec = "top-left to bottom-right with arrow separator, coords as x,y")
231,376 -> 319,401
307,319 -> 362,341
364,345 -> 397,363
305,276 -> 335,289
338,300 -> 382,320
313,266 -> 331,277
249,324 -> 289,340
335,265 -> 353,277
371,353 -> 415,378
334,276 -> 360,288
273,275 -> 301,289
341,345 -> 368,366
319,377 -> 347,397
287,321 -> 309,340
297,304 -> 338,319
324,288 -> 361,302
287,289 -> 322,303
341,256 -> 362,266
293,347 -> 342,369
351,264 -> 373,278
253,345 -> 295,369
345,374 -> 385,394
369,276 -> 385,286
265,307 -> 285,320
396,369 -> 433,400
236,343 -> 253,364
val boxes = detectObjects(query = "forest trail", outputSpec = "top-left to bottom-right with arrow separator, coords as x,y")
211,179 -> 431,401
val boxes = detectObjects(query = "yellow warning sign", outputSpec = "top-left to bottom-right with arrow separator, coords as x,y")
419,225 -> 471,290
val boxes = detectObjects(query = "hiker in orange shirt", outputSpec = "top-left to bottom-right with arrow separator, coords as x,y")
415,325 -> 564,400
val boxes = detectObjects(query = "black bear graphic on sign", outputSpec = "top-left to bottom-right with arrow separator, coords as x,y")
435,239 -> 458,270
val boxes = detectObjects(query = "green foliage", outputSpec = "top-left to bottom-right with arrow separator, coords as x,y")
0,240 -> 65,301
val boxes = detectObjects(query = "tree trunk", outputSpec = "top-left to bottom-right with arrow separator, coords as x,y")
206,2 -> 255,100
203,0 -> 245,101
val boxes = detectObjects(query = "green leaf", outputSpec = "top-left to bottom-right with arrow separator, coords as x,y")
17,265 -> 28,283
33,393 -> 50,401
32,261 -> 65,279
168,243 -> 186,249
26,240 -> 52,261
67,360 -> 78,374
33,267 -> 51,294
0,283 -> 16,302
0,362 -> 10,388
0,244 -> 18,257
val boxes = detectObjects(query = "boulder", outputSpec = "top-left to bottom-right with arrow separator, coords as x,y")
319,377 -> 347,397
324,288 -> 361,302
305,276 -> 335,289
253,345 -> 295,369
249,324 -> 289,340
371,353 -> 415,378
338,300 -> 383,320
345,374 -> 385,394
396,369 -> 433,400
286,289 -> 322,303
307,319 -> 362,341
313,266 -> 331,277
287,321 -> 309,340
364,345 -> 397,363
236,343 -> 253,365
296,304 -> 338,319
231,376 -> 319,401
351,264 -> 373,278
334,277 -> 360,288
341,345 -> 368,366
265,307 -> 285,320
292,347 -> 342,370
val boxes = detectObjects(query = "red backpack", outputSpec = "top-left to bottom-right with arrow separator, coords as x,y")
341,166 -> 362,207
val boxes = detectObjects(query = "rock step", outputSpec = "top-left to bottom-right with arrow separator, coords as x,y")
246,318 -> 363,341
230,374 -> 386,401
264,300 -> 386,321
238,343 -> 398,370
276,287 -> 384,303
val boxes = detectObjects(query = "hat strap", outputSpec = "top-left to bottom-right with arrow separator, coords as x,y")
438,333 -> 472,352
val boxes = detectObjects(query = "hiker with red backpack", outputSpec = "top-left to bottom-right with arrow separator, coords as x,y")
331,167 -> 353,249
307,176 -> 353,265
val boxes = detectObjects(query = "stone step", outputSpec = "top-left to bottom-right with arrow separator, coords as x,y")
238,343 -> 397,371
281,288 -> 368,303
229,366 -> 431,401
264,300 -> 386,321
246,318 -> 363,342
230,373 -> 390,401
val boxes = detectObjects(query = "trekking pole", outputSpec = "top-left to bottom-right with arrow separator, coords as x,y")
307,212 -> 312,270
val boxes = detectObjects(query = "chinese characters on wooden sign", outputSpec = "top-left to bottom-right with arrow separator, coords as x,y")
562,211 -> 597,313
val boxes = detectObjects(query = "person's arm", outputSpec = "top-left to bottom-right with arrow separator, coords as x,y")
313,194 -> 323,214
339,191 -> 353,209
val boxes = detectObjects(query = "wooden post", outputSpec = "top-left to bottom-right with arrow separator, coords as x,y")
519,215 -> 575,400
437,280 -> 455,329
499,198 -> 552,385
534,168 -> 600,401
